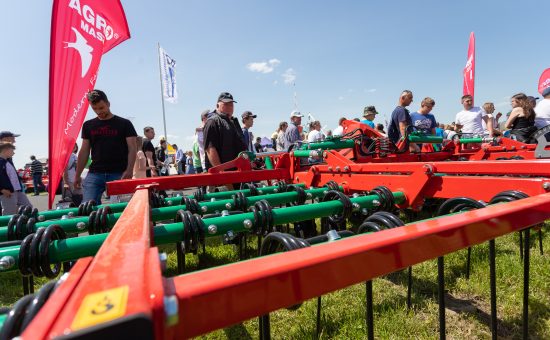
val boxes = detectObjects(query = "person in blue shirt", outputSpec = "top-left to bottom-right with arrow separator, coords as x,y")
410,97 -> 437,135
360,106 -> 378,129
388,90 -> 414,144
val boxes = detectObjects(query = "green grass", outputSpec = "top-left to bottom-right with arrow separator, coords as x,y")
1,225 -> 549,339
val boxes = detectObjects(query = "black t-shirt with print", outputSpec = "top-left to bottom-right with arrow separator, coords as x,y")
81,115 -> 137,173
203,112 -> 247,169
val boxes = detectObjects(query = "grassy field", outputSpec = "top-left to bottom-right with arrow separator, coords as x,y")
0,224 -> 548,339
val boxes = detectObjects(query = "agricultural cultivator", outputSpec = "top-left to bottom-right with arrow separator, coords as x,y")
0,121 -> 549,339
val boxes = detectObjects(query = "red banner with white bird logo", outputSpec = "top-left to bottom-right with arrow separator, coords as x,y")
463,32 -> 475,104
48,0 -> 130,208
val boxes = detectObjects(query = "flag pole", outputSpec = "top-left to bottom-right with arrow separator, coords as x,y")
157,42 -> 168,143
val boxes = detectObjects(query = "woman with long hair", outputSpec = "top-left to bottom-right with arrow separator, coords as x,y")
504,93 -> 537,143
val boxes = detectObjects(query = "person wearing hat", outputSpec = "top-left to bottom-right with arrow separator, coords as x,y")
241,111 -> 257,153
283,110 -> 304,151
535,87 -> 550,129
0,142 -> 32,215
0,131 -> 20,143
361,106 -> 378,129
203,92 -> 247,174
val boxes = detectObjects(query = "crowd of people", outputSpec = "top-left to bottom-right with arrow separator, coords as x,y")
1,86 -> 550,214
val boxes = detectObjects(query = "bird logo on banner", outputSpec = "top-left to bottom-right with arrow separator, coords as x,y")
65,27 -> 94,78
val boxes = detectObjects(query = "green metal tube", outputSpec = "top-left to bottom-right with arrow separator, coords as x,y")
0,185 -> 325,241
264,157 -> 274,170
300,139 -> 355,151
408,135 -> 443,143
292,150 -> 323,158
0,184 -> 306,227
0,191 -> 404,273
459,137 -> 484,144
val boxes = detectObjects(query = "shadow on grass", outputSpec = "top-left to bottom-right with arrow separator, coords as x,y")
223,322 -> 253,340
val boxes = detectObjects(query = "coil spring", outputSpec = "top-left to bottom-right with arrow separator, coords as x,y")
357,211 -> 405,233
249,200 -> 275,235
286,185 -> 307,205
18,224 -> 68,278
242,183 -> 259,196
175,210 -> 205,255
0,279 -> 58,339
150,192 -> 166,208
17,206 -> 38,219
193,189 -> 205,202
324,180 -> 340,192
7,215 -> 37,241
276,181 -> 288,192
368,186 -> 395,212
320,190 -> 353,232
233,192 -> 249,211
87,206 -> 112,235
181,196 -> 201,214
77,200 -> 96,216
375,137 -> 391,156
436,197 -> 487,216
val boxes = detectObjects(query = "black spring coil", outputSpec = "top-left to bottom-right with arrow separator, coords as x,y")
242,183 -> 259,196
175,210 -> 205,255
0,280 -> 58,339
18,225 -> 68,278
357,211 -> 405,234
87,206 -> 112,235
193,189 -> 205,202
276,181 -> 288,193
286,184 -> 307,205
150,192 -> 166,208
489,190 -> 529,204
17,206 -> 38,219
320,190 -> 353,231
7,215 -> 37,241
77,200 -> 96,216
181,196 -> 201,214
233,192 -> 249,211
368,186 -> 395,212
324,180 -> 340,192
436,197 -> 487,216
249,200 -> 275,235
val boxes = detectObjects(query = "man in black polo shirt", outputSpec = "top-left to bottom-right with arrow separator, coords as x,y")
74,90 -> 137,204
203,92 -> 247,177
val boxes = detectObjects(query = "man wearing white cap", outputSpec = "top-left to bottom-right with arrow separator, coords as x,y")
283,110 -> 304,151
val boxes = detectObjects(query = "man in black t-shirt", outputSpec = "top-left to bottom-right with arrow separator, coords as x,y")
203,92 -> 247,171
142,126 -> 159,177
74,90 -> 137,204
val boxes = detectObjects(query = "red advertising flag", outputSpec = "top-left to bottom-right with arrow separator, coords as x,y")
463,32 -> 475,104
538,68 -> 550,96
48,0 -> 130,208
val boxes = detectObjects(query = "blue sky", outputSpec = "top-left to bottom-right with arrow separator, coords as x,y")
1,0 -> 548,168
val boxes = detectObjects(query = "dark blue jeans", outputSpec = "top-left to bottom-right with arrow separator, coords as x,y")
82,172 -> 122,204
32,173 -> 45,195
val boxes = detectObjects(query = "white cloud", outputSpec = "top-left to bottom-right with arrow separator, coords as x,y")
246,59 -> 281,73
273,80 -> 279,85
338,96 -> 344,101
364,88 -> 377,93
282,68 -> 296,84
184,135 -> 195,141
167,134 -> 180,139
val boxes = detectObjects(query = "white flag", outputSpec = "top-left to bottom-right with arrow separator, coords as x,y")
159,46 -> 177,103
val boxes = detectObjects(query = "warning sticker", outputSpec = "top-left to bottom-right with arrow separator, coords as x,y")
71,286 -> 129,331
